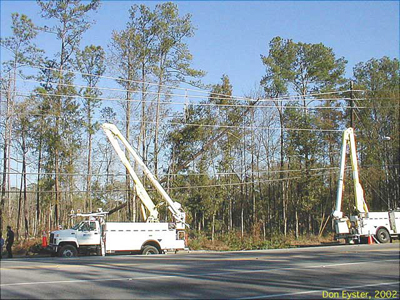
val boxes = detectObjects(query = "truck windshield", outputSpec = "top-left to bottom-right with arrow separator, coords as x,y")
71,221 -> 84,230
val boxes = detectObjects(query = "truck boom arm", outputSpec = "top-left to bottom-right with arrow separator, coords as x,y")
102,124 -> 159,221
101,123 -> 186,225
333,128 -> 369,219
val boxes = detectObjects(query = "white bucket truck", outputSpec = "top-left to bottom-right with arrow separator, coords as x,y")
332,128 -> 400,244
49,123 -> 187,257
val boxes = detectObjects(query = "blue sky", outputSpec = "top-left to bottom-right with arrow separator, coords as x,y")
1,0 -> 399,96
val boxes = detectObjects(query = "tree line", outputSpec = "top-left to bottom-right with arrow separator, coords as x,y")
1,1 -> 399,243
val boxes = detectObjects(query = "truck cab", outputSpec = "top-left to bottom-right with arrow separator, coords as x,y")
50,219 -> 102,257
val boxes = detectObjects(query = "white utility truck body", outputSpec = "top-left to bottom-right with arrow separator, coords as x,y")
332,128 -> 400,244
49,123 -> 187,257
49,215 -> 186,257
103,222 -> 185,254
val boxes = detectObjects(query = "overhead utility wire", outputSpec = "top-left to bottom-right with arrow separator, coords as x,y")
4,168 -> 341,194
359,173 -> 389,207
19,63 -> 262,102
8,163 -> 394,180
4,64 -> 397,102
1,105 -> 394,132
3,166 -> 345,179
167,169 -> 339,190
16,64 -> 356,103
0,89 -> 380,111
19,63 -> 219,97
0,110 -> 346,132
10,77 -> 358,104
6,164 -> 397,193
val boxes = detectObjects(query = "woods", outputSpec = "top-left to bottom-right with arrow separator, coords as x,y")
1,1 -> 399,246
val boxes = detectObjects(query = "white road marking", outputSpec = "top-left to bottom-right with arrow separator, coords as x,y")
200,258 -> 399,277
238,282 -> 399,299
1,259 -> 398,287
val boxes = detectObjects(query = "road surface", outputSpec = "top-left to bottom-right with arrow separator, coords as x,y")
1,243 -> 399,299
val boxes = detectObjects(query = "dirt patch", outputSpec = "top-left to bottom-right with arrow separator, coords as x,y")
288,234 -> 338,247
188,231 -> 339,251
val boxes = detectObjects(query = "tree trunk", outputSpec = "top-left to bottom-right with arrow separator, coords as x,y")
0,75 -> 12,238
17,169 -> 23,240
251,107 -> 256,225
295,208 -> 299,239
21,133 -> 29,239
141,64 -> 147,165
87,116 -> 93,212
241,205 -> 244,238
229,178 -> 232,231
276,99 -> 287,236
54,148 -> 60,227
125,85 -> 132,220
54,45 -> 66,227
0,137 -> 7,238
35,135 -> 42,236
212,213 -> 215,241
154,59 -> 164,178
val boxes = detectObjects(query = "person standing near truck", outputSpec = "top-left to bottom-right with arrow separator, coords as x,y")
6,226 -> 14,258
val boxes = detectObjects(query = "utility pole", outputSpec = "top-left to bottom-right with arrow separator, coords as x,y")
350,81 -> 354,128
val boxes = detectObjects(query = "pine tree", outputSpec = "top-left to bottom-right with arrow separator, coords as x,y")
37,0 -> 100,225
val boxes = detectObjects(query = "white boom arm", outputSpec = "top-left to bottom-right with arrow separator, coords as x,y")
333,128 -> 369,219
102,124 -> 159,222
101,123 -> 186,226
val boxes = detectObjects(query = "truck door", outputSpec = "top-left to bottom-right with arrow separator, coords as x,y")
77,221 -> 101,245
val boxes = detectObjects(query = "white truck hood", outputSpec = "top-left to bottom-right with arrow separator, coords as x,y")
52,229 -> 77,237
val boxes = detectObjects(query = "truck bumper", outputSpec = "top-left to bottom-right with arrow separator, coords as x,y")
334,234 -> 360,243
47,244 -> 59,254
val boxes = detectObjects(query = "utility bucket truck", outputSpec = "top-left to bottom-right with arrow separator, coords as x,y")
332,128 -> 400,244
48,123 -> 187,257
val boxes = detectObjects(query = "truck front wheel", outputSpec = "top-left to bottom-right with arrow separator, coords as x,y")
59,245 -> 78,258
376,228 -> 390,244
142,245 -> 159,255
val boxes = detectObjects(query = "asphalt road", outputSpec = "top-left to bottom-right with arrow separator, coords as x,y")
1,243 -> 399,299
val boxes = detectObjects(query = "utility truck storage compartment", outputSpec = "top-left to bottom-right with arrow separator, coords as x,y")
104,222 -> 185,253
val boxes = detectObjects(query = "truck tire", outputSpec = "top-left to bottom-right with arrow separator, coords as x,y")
59,245 -> 78,258
142,245 -> 159,255
376,228 -> 390,244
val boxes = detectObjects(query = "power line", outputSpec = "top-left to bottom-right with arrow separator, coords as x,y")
0,109 -> 346,131
7,163 -> 396,180
5,163 -> 397,193
1,88 -> 374,111
12,76 -> 369,104
2,166 -> 344,178
16,63 -> 357,103
18,63 -> 226,98
2,64 -> 398,105
3,168 -> 340,194
1,98 -> 396,133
